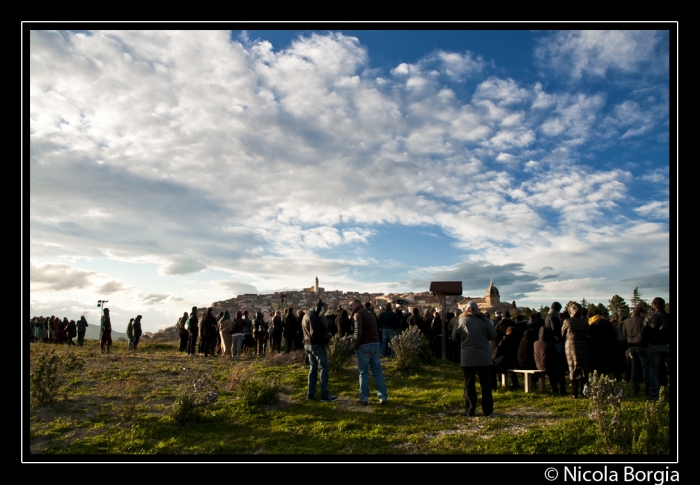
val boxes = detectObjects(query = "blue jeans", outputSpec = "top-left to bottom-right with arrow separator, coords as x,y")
305,344 -> 331,399
648,344 -> 670,400
356,342 -> 388,402
381,328 -> 396,357
628,346 -> 650,395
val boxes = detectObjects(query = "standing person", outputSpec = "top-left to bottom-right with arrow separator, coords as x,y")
126,318 -> 135,350
452,301 -> 497,417
561,302 -> 590,398
100,308 -> 112,355
623,307 -> 650,396
242,310 -> 254,353
643,297 -> 671,401
201,308 -> 217,357
178,312 -> 189,352
270,310 -> 283,353
431,310 -> 443,358
252,311 -> 268,356
349,299 -> 387,405
283,307 -> 297,353
34,317 -> 44,343
302,299 -> 337,402
219,311 -> 233,357
295,310 -> 305,352
534,326 -> 567,395
66,319 -> 77,346
76,315 -> 88,347
545,302 -> 564,355
407,307 -> 423,330
378,303 -> 399,357
336,309 -> 352,337
187,306 -> 199,357
132,315 -> 143,351
230,311 -> 245,357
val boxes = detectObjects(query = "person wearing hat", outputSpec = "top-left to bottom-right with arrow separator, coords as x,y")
452,301 -> 497,417
302,299 -> 338,402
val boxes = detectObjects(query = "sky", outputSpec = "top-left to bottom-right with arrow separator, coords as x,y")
26,27 -> 674,333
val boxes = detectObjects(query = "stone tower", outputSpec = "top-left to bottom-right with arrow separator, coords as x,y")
315,276 -> 319,293
485,278 -> 500,307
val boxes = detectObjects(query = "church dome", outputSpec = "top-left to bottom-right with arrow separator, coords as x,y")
487,281 -> 499,297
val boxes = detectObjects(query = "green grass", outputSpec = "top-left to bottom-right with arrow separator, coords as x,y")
26,339 -> 670,457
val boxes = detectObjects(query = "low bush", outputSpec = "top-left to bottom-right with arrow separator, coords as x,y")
584,372 -> 669,454
391,326 -> 430,372
170,374 -> 219,425
327,334 -> 355,373
235,373 -> 281,406
30,350 -> 86,406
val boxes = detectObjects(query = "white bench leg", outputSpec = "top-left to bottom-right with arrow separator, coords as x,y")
524,374 -> 530,393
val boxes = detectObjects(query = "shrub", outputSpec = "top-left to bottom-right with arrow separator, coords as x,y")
391,326 -> 430,372
235,372 -> 281,406
583,372 -> 626,452
327,334 -> 355,373
583,372 -> 669,454
30,350 -> 86,406
630,391 -> 670,454
170,374 -> 219,425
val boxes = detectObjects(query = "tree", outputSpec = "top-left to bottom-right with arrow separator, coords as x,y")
539,305 -> 550,316
586,303 -> 597,316
581,297 -> 588,308
630,287 -> 646,309
594,303 -> 610,318
608,295 -> 630,322
511,301 -> 517,310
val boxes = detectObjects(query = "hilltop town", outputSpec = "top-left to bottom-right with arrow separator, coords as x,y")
148,277 -> 513,340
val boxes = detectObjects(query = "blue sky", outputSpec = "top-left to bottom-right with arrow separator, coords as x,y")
27,28 -> 673,331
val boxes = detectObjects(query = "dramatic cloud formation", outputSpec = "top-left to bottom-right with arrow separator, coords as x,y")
28,29 -> 672,330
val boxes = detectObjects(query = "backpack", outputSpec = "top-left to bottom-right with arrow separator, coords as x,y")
185,317 -> 192,332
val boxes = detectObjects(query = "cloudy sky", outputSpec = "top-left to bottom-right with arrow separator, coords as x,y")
27,28 -> 673,332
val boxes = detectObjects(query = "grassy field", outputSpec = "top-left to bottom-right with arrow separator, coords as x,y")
25,339 -> 670,458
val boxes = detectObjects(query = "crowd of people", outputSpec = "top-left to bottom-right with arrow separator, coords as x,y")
29,295 -> 671,413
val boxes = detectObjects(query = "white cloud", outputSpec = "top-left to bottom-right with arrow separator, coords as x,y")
535,30 -> 664,80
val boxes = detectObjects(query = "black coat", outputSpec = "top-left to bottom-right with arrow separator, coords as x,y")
517,328 -> 538,369
534,326 -> 562,373
492,333 -> 519,371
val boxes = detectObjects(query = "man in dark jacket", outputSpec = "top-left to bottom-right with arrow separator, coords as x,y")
187,306 -> 199,357
350,299 -> 387,405
643,297 -> 671,401
623,307 -> 650,396
133,315 -> 143,350
201,308 -> 217,357
283,307 -> 297,353
534,326 -> 567,395
378,303 -> 399,357
302,300 -> 337,402
545,302 -> 563,352
100,308 -> 112,354
77,315 -> 88,347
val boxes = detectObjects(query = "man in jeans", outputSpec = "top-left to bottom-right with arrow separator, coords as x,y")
642,297 -> 671,401
302,299 -> 338,402
622,306 -> 650,396
350,299 -> 388,405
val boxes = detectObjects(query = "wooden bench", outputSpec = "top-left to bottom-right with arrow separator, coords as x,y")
502,369 -> 546,393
